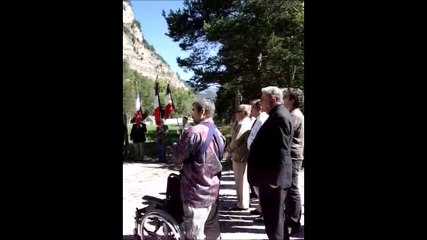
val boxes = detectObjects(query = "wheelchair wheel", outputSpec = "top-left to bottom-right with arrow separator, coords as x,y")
139,209 -> 185,240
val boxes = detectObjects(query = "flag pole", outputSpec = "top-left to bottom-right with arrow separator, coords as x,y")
154,64 -> 164,121
154,75 -> 164,123
156,75 -> 163,120
167,82 -> 180,127
138,89 -> 144,120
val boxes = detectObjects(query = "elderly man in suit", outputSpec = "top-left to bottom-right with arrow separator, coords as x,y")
247,86 -> 294,240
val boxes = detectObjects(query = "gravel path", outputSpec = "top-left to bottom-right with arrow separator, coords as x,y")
123,160 -> 304,239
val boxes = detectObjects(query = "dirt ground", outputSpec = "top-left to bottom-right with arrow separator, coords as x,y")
123,159 -> 304,239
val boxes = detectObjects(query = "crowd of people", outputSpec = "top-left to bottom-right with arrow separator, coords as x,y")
123,85 -> 304,239
168,86 -> 304,240
123,112 -> 186,162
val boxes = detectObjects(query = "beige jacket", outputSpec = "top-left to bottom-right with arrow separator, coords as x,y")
228,117 -> 252,162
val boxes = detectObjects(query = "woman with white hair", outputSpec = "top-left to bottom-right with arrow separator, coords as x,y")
227,104 -> 252,210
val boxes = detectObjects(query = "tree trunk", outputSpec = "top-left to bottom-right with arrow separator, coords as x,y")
235,89 -> 240,111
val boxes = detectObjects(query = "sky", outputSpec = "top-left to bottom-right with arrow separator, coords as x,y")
130,0 -> 193,82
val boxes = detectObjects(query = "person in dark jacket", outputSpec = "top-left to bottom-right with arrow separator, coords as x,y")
155,119 -> 169,162
283,88 -> 305,235
130,110 -> 147,161
247,86 -> 294,240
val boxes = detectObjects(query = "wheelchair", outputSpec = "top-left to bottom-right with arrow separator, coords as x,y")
132,173 -> 185,240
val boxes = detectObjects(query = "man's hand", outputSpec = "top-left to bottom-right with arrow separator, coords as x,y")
226,153 -> 232,162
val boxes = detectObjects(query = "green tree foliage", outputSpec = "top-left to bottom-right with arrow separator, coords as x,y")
123,60 -> 137,115
172,88 -> 197,117
163,0 -> 304,121
123,60 -> 154,116
215,84 -> 236,123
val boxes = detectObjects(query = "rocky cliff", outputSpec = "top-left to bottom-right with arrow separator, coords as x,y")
123,1 -> 187,90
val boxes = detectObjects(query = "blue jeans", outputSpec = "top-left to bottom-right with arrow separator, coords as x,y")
157,142 -> 166,162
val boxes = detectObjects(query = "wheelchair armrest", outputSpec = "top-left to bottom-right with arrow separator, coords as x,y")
142,195 -> 164,205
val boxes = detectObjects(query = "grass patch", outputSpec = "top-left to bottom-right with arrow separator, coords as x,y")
126,123 -> 232,160
127,124 -> 180,159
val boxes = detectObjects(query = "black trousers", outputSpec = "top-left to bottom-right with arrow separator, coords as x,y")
259,184 -> 290,240
285,159 -> 303,227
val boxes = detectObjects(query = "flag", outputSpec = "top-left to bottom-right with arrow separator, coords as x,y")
135,90 -> 141,111
163,84 -> 174,119
134,111 -> 142,124
153,82 -> 162,125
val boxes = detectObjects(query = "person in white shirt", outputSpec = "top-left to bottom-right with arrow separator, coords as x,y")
247,100 -> 269,149
247,99 -> 269,221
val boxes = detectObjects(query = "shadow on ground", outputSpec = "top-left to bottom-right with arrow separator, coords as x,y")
218,203 -> 266,235
123,159 -> 303,239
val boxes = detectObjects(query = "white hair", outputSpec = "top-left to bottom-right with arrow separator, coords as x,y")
237,104 -> 252,117
193,99 -> 216,117
261,86 -> 283,104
